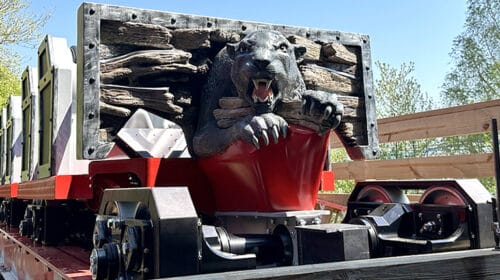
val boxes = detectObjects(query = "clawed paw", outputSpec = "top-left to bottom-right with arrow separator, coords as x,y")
302,90 -> 343,132
239,113 -> 288,149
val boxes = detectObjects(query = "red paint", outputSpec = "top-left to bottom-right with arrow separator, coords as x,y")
89,158 -> 215,214
198,125 -> 330,212
56,175 -> 92,199
10,183 -> 18,198
320,171 -> 335,191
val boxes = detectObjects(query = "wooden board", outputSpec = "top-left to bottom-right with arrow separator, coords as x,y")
332,99 -> 500,147
168,248 -> 500,280
332,153 -> 494,181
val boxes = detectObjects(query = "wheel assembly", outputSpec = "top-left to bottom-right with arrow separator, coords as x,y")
419,186 -> 467,205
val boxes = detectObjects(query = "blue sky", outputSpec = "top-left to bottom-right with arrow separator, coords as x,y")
16,0 -> 466,101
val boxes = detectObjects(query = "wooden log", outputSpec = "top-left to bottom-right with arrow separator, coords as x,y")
100,20 -> 173,49
287,35 -> 321,62
321,42 -> 358,65
99,43 -> 175,59
101,63 -> 200,84
332,153 -> 495,181
171,29 -> 211,50
99,102 -> 132,117
300,64 -> 361,95
101,49 -> 191,71
322,62 -> 358,78
210,29 -> 241,43
100,84 -> 183,114
218,97 -> 251,109
213,107 -> 255,120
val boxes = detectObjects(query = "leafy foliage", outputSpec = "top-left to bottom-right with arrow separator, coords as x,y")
0,63 -> 20,105
441,0 -> 499,105
0,0 -> 49,47
330,148 -> 354,193
439,0 -> 499,194
0,0 -> 49,104
374,61 -> 438,160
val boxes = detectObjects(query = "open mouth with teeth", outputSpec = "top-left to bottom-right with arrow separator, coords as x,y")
251,79 -> 276,104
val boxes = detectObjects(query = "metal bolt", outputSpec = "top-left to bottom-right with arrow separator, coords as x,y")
143,248 -> 150,254
143,267 -> 149,273
107,218 -> 124,229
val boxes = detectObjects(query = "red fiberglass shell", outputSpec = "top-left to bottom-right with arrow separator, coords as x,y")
198,125 -> 330,212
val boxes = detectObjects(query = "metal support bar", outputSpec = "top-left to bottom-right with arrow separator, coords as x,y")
492,119 -> 500,249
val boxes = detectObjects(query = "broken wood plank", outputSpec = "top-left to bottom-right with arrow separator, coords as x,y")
100,84 -> 182,114
100,20 -> 173,48
218,97 -> 251,109
287,35 -> 321,62
100,49 -> 192,71
300,64 -> 361,95
213,107 -> 255,121
210,29 -> 241,43
100,63 -> 199,84
99,102 -> 132,117
171,29 -> 211,50
321,42 -> 358,65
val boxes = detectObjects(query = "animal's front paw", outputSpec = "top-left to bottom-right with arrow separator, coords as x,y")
302,90 -> 344,133
238,113 -> 288,149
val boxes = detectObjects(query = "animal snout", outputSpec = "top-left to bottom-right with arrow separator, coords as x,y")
253,58 -> 271,70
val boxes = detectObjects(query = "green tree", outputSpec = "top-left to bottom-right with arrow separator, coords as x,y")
375,61 -> 437,159
441,0 -> 499,105
331,61 -> 435,194
0,0 -> 49,104
439,0 -> 499,193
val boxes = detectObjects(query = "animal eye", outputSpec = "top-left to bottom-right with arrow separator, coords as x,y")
239,44 -> 249,53
278,43 -> 288,52
238,41 -> 252,53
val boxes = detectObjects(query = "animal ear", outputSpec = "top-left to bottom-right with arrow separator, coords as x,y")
226,42 -> 238,59
294,45 -> 307,63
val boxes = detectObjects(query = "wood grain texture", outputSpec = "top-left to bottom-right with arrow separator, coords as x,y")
301,64 -> 361,95
287,35 -> 321,62
376,99 -> 500,143
332,153 -> 494,180
100,84 -> 182,114
321,42 -> 358,65
100,20 -> 173,48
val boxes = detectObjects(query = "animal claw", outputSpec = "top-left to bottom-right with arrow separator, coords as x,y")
323,106 -> 333,120
282,125 -> 288,138
271,126 -> 279,144
252,135 -> 260,149
262,130 -> 270,146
